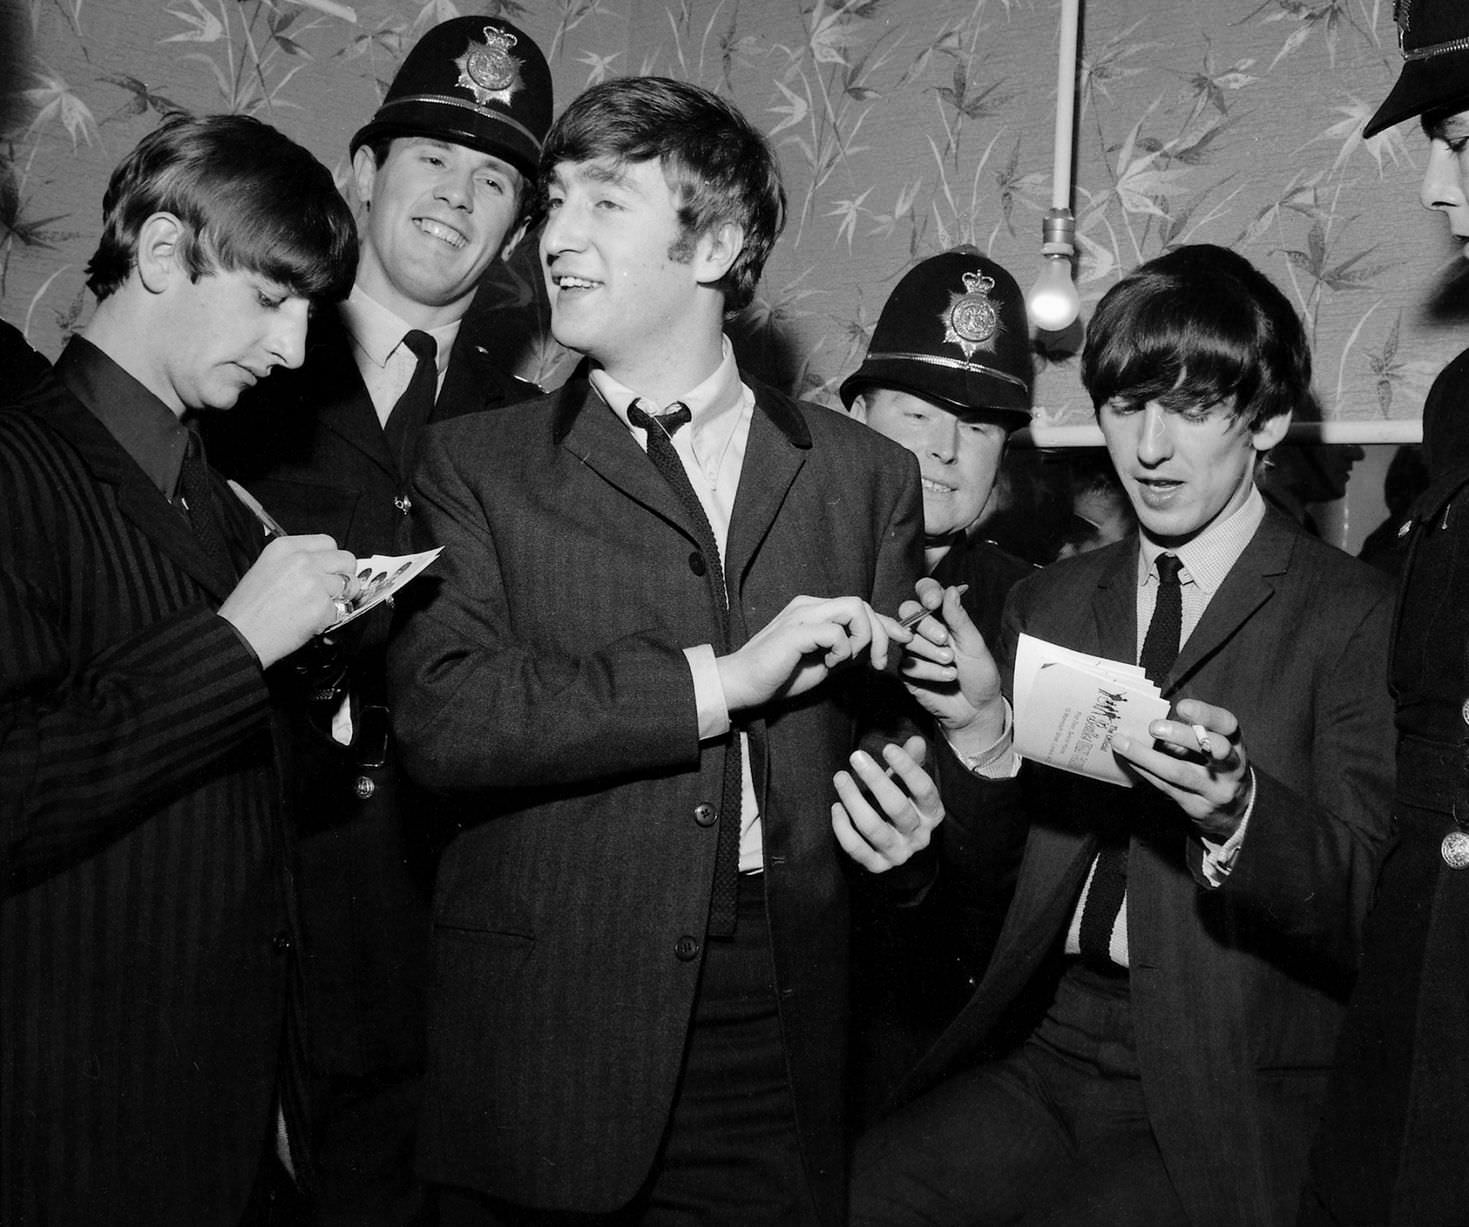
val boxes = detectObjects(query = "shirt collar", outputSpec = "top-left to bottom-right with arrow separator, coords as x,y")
590,336 -> 744,442
55,336 -> 191,501
1137,484 -> 1266,596
341,283 -> 458,376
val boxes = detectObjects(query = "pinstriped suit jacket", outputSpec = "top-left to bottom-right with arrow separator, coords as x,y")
1,352 -> 300,1226
388,375 -> 923,1222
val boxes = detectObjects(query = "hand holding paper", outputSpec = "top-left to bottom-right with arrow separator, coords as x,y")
1112,697 -> 1253,839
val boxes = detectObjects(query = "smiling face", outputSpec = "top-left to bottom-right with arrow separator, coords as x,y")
352,136 -> 524,327
855,387 -> 1006,538
151,266 -> 310,413
540,156 -> 734,393
1421,108 -> 1469,255
1099,393 -> 1289,548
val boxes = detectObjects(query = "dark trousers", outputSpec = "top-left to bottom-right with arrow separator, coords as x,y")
851,961 -> 1187,1227
439,873 -> 816,1226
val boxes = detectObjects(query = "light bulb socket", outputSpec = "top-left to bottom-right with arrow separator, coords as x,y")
1040,207 -> 1076,255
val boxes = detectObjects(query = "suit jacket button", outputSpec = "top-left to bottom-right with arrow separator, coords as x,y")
1444,831 -> 1469,869
272,931 -> 293,954
688,552 -> 707,577
674,936 -> 701,961
354,775 -> 376,799
1461,697 -> 1469,726
693,802 -> 717,827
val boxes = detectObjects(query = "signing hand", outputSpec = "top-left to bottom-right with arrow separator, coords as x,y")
218,534 -> 360,668
831,735 -> 944,872
1111,697 -> 1253,841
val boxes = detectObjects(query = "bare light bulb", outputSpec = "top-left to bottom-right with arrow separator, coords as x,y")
1027,208 -> 1080,332
1028,253 -> 1080,332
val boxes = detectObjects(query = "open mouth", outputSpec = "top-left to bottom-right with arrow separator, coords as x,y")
552,274 -> 600,291
414,217 -> 468,249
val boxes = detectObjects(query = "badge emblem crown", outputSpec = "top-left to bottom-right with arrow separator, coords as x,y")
455,26 -> 523,107
942,270 -> 1001,359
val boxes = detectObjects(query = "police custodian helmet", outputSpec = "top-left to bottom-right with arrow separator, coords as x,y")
349,17 -> 553,182
1365,0 -> 1469,138
840,246 -> 1033,432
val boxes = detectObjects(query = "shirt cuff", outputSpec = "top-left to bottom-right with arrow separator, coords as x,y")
684,643 -> 730,741
1199,766 -> 1255,887
945,699 -> 1021,779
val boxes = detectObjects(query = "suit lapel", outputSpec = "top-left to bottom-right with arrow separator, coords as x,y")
28,385 -> 240,601
308,315 -> 398,480
1087,541 -> 1141,663
1165,511 -> 1291,696
725,386 -> 810,592
554,379 -> 695,536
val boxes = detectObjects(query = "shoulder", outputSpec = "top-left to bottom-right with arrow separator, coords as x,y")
428,380 -> 562,453
1277,517 -> 1394,607
1012,536 -> 1128,603
751,379 -> 915,473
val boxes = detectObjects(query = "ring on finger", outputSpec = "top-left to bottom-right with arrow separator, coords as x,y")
331,597 -> 350,622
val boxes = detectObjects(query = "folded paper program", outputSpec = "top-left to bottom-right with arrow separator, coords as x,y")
1012,632 -> 1170,786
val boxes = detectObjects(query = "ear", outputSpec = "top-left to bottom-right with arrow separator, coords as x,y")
351,145 -> 379,210
499,217 -> 529,263
1250,410 -> 1291,454
848,391 -> 869,423
694,221 -> 744,287
134,212 -> 186,294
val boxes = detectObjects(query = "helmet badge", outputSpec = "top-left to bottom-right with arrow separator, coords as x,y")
942,270 -> 1001,359
454,25 -> 523,106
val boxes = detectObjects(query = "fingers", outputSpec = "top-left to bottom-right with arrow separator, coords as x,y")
1112,703 -> 1251,827
830,739 -> 944,873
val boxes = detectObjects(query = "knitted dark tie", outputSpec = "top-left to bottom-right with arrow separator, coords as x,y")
1078,552 -> 1183,967
177,429 -> 235,580
627,399 -> 742,938
383,329 -> 438,484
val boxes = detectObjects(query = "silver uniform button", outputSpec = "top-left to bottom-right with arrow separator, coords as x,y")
354,775 -> 376,800
1461,698 -> 1469,726
1443,830 -> 1469,870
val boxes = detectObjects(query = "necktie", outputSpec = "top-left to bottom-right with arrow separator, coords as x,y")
1078,552 -> 1183,968
626,399 -> 742,938
383,330 -> 438,485
177,429 -> 235,579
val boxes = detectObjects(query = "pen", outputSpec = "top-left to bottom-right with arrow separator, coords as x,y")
228,479 -> 287,538
897,583 -> 970,629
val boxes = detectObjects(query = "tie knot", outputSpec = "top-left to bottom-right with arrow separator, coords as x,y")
401,330 -> 437,364
1156,552 -> 1183,586
628,399 -> 691,438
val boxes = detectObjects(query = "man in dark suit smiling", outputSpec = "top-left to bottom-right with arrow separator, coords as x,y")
203,19 -> 553,1223
389,76 -> 924,1224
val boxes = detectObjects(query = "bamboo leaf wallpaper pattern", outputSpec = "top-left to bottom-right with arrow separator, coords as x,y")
3,0 -> 1461,427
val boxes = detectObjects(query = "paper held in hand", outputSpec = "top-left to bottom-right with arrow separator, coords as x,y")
329,547 -> 443,631
1012,632 -> 1171,787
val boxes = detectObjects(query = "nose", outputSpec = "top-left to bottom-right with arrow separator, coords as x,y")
1421,141 -> 1464,214
540,199 -> 584,263
269,299 -> 311,371
924,416 -> 959,463
437,165 -> 474,212
1135,402 -> 1172,467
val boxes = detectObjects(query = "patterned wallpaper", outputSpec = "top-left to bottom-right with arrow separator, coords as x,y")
2,0 -> 1461,431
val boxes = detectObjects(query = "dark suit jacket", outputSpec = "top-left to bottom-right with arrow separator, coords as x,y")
893,510 -> 1395,1227
203,312 -> 534,1086
0,361 -> 297,1225
387,375 -> 923,1221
